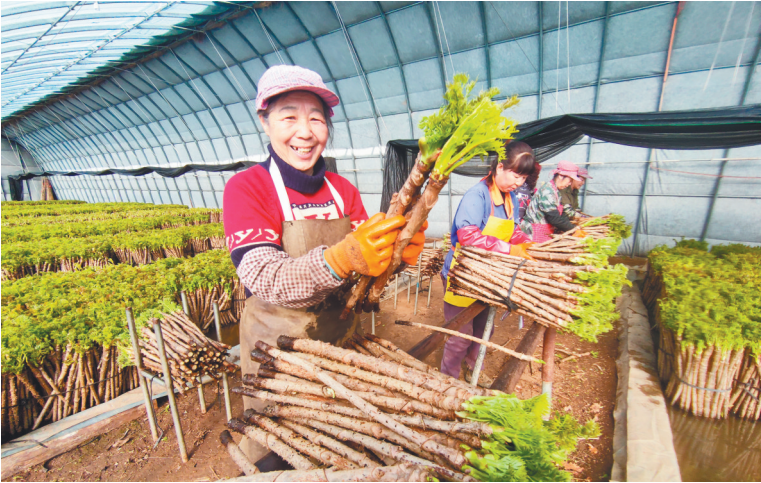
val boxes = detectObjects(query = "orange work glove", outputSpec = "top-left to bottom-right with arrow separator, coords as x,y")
402,220 -> 428,265
324,213 -> 406,278
573,229 -> 588,238
509,242 -> 536,261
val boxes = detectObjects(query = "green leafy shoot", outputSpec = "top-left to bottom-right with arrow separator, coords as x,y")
432,97 -> 519,178
419,73 -> 518,168
457,393 -> 600,482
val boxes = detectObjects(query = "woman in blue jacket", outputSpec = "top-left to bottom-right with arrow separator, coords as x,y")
440,141 -> 536,384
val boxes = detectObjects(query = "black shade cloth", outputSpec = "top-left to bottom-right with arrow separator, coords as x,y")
379,106 -> 761,211
8,177 -> 24,201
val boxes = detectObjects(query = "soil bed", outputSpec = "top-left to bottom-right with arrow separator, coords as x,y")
7,276 -> 618,482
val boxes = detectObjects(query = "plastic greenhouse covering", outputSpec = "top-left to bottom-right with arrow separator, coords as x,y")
2,1 -> 760,256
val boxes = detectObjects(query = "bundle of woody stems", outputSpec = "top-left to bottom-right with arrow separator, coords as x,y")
179,279 -> 245,330
651,309 -> 746,419
1,345 -> 140,437
730,353 -> 761,421
344,73 -> 519,316
642,242 -> 760,420
527,214 -> 632,265
224,334 -> 597,482
131,310 -> 235,392
403,247 -> 444,278
450,247 -> 592,327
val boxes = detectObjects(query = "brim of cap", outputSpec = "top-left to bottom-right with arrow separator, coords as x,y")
260,85 -> 340,114
579,173 -> 593,179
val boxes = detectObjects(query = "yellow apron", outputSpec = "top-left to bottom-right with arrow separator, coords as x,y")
444,183 -> 516,307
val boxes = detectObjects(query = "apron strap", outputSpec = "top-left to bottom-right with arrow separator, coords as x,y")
269,157 -> 294,222
269,157 -> 346,221
324,178 -> 345,217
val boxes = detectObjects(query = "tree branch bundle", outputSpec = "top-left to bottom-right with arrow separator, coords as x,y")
729,354 -> 760,421
225,332 -> 599,481
1,345 -> 140,438
402,247 -> 444,278
179,279 -> 244,330
130,311 -> 234,391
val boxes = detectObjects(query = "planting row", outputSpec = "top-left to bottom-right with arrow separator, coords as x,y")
1,201 -> 182,219
642,241 -> 761,420
2,223 -> 225,280
2,206 -> 222,227
3,210 -> 219,243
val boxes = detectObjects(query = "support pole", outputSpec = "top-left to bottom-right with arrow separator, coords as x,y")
407,273 -> 411,303
181,291 -> 206,413
541,327 -> 557,419
126,308 -> 159,442
470,306 -> 497,387
152,319 -> 188,463
413,251 -> 423,315
371,311 -> 376,336
213,302 -> 232,422
427,276 -> 433,308
394,274 -> 399,310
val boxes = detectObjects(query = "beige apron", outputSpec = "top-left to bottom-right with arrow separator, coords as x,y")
239,158 -> 360,463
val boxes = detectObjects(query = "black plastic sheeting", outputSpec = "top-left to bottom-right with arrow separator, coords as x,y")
379,105 -> 761,211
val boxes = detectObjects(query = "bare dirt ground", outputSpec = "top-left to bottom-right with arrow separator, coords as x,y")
8,273 -> 619,482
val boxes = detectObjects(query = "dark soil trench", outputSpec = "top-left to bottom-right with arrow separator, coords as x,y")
8,276 -> 618,482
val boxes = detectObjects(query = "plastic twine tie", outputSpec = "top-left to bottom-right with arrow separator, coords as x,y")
500,259 -> 527,317
677,376 -> 732,393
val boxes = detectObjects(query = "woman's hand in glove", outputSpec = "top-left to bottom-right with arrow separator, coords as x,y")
324,213 -> 406,278
509,242 -> 536,261
402,220 -> 428,265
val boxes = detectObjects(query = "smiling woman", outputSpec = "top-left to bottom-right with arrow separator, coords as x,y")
221,64 -> 426,463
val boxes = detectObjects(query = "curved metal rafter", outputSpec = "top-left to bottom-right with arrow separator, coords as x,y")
375,1 -> 415,137
2,2 -> 176,109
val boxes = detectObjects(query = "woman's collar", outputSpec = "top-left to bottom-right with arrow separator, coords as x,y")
267,144 -> 326,194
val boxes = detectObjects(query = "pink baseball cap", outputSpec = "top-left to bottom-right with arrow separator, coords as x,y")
578,168 -> 593,179
255,65 -> 340,117
551,160 -> 581,181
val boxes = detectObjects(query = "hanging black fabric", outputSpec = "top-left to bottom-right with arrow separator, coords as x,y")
379,105 -> 761,211
7,177 -> 24,201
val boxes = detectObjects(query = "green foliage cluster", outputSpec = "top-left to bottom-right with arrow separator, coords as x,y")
458,393 -> 599,481
1,250 -> 237,374
419,73 -> 518,175
649,241 -> 761,356
569,264 -> 631,342
3,212 -> 213,243
2,201 -> 179,219
572,237 -> 621,268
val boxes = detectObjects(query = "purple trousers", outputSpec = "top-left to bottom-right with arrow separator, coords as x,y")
440,275 -> 493,379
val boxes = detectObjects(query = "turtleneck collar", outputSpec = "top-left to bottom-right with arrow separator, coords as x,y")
266,144 -> 326,194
